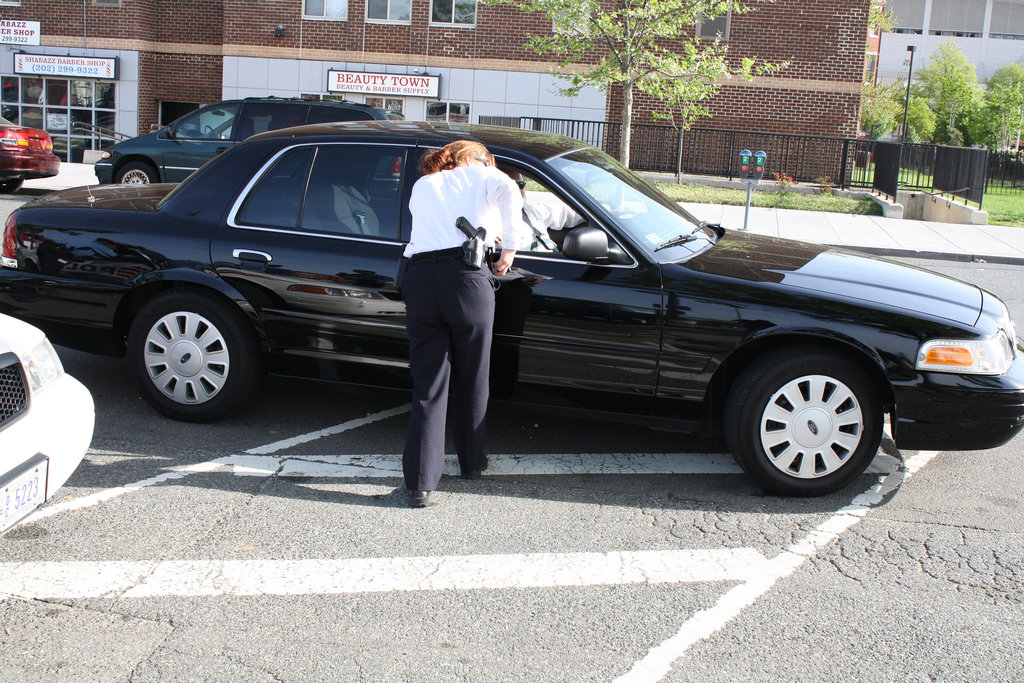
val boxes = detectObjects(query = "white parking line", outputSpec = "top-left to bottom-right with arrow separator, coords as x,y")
0,548 -> 770,599
615,450 -> 940,683
13,403 -> 935,683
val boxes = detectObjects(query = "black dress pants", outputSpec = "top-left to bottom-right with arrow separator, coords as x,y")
402,257 -> 494,492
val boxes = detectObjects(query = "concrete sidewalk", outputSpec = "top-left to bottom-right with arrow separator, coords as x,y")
23,163 -> 1024,265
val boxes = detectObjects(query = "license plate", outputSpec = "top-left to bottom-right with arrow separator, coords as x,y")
0,454 -> 49,536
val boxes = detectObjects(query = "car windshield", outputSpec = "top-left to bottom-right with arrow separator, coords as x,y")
547,147 -> 715,261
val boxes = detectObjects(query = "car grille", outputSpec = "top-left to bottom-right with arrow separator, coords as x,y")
0,356 -> 29,430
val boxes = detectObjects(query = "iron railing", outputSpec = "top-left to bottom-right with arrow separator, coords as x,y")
482,115 -> 1005,206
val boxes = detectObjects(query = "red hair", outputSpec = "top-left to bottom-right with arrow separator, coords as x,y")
420,140 -> 494,175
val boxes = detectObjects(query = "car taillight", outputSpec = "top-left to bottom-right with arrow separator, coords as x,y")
2,210 -> 19,268
0,128 -> 30,148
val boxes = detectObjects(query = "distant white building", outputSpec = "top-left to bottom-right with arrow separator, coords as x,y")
880,0 -> 1024,84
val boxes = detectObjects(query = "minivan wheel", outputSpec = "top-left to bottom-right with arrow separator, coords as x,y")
724,347 -> 882,497
127,290 -> 264,421
116,161 -> 159,184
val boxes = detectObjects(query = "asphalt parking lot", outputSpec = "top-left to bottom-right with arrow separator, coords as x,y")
3,342 -> 1023,681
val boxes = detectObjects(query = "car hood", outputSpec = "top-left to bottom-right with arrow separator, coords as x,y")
679,231 -> 982,326
25,183 -> 173,211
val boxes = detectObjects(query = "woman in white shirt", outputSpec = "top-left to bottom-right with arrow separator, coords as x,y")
401,139 -> 523,507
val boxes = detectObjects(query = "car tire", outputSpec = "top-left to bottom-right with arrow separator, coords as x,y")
0,178 -> 24,193
127,289 -> 264,422
116,161 -> 159,184
724,346 -> 882,497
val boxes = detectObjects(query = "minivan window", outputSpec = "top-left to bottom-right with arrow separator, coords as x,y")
236,102 -> 310,139
171,102 -> 240,141
306,104 -> 376,124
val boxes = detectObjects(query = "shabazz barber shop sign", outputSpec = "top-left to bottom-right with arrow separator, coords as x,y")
328,70 -> 440,98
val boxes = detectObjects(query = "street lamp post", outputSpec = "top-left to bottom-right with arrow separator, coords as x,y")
901,45 -> 917,143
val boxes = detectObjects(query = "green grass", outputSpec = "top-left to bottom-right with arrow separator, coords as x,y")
653,182 -> 883,216
653,181 -> 1024,227
983,187 -> 1024,227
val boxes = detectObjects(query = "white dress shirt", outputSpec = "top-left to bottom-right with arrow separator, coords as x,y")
404,165 -> 524,257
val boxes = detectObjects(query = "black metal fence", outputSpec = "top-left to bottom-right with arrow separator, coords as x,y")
481,115 -> 1013,207
988,150 -> 1024,192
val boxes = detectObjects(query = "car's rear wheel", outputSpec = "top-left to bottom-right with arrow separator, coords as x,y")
127,290 -> 264,422
724,347 -> 882,496
0,178 -> 24,193
116,161 -> 159,184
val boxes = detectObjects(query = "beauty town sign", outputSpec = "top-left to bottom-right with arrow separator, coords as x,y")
328,70 -> 440,98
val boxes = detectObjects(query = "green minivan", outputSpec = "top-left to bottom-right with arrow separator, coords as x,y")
95,97 -> 401,184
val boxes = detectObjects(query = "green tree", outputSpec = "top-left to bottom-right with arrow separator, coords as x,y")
982,63 -> 1024,149
495,0 -> 783,167
904,95 -> 936,143
913,40 -> 983,145
860,79 -> 904,138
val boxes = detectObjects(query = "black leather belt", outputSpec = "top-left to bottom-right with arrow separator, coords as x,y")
408,246 -> 463,266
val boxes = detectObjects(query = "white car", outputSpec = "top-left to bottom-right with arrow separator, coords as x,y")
1,313 -> 94,535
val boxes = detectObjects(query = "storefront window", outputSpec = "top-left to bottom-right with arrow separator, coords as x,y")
46,79 -> 68,106
365,96 -> 404,115
3,76 -> 115,161
426,101 -> 470,123
2,77 -> 18,103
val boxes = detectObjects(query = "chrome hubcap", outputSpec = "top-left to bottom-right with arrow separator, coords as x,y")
143,311 -> 229,404
121,169 -> 151,184
759,374 -> 864,479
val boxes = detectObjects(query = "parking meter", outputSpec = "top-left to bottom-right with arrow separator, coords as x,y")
739,149 -> 752,177
753,150 -> 767,181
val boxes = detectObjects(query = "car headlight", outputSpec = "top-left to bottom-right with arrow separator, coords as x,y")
22,339 -> 64,392
916,330 -> 1015,375
100,151 -> 111,160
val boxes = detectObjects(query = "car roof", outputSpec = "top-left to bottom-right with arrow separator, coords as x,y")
249,121 -> 592,162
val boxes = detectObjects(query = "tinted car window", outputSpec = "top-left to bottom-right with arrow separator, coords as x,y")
300,145 -> 405,239
306,105 -> 376,124
235,102 -> 310,140
174,102 -> 240,141
236,147 -> 315,229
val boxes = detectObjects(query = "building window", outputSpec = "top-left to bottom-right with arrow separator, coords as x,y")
431,0 -> 475,25
886,0 -> 925,34
93,0 -> 121,7
697,8 -> 730,40
991,1 -> 1024,39
929,0 -> 983,36
426,101 -> 469,123
304,0 -> 347,20
367,0 -> 410,22
1,75 -> 115,162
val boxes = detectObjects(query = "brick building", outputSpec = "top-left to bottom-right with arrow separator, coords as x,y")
0,0 -> 869,162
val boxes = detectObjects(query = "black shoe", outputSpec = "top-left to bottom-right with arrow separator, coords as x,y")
407,490 -> 431,508
461,454 -> 489,480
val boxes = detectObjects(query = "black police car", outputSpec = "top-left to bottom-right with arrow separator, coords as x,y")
4,121 -> 1024,496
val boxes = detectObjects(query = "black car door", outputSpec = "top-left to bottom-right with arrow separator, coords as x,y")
209,142 -> 411,385
485,163 -> 663,415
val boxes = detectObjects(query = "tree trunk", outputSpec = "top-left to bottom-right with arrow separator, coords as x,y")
619,81 -> 633,168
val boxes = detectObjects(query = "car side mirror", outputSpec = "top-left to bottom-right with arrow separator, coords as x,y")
562,226 -> 631,265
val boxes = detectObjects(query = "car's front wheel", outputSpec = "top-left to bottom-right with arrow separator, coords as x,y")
116,160 -> 159,184
127,289 -> 264,421
725,347 -> 883,496
0,178 -> 24,193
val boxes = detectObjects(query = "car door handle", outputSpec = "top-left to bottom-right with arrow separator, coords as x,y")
233,249 -> 272,267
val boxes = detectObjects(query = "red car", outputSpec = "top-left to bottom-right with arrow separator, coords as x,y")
0,116 -> 60,193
